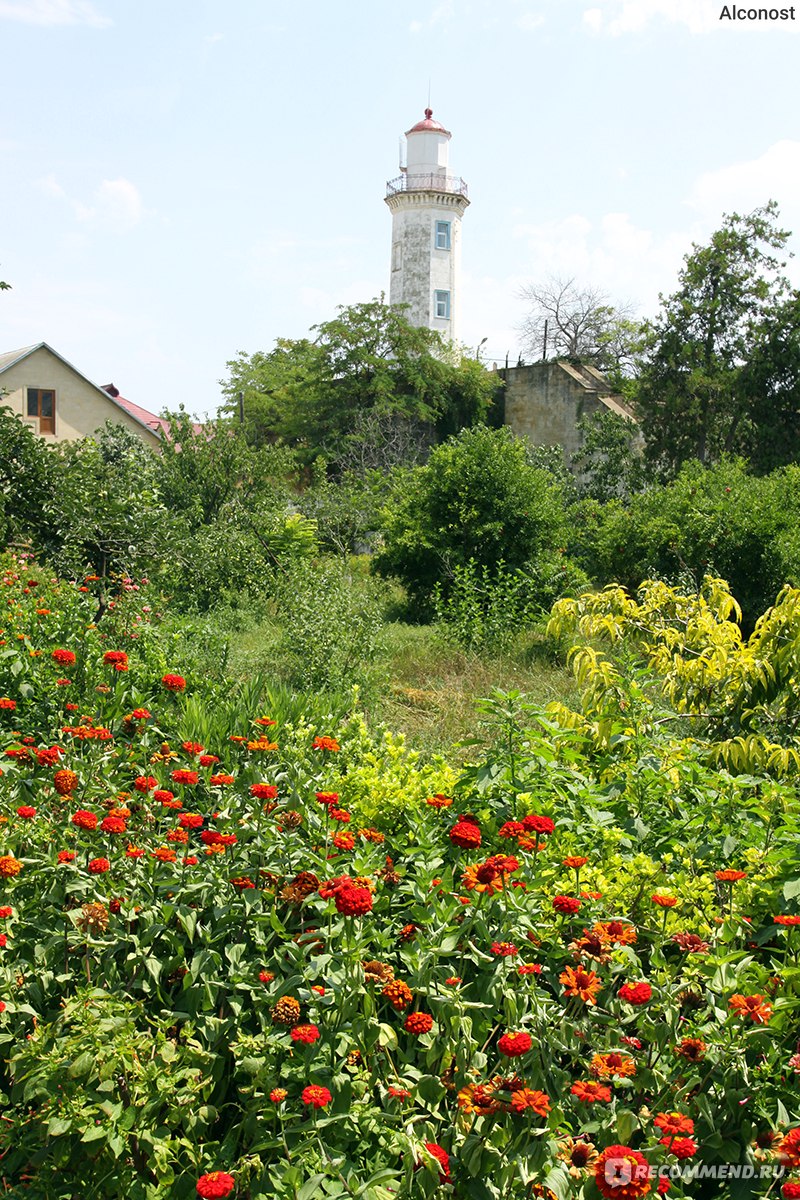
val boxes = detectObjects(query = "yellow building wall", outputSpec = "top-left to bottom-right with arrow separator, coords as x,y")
1,347 -> 161,448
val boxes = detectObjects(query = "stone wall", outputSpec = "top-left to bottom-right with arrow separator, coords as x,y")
498,360 -> 634,461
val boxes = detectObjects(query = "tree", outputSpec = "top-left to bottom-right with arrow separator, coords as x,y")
220,299 -> 497,468
570,409 -> 647,502
737,289 -> 800,473
0,405 -> 61,551
518,275 -> 641,381
373,425 -> 569,618
634,201 -> 791,473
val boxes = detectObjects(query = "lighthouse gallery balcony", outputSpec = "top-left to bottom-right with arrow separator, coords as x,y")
386,173 -> 469,199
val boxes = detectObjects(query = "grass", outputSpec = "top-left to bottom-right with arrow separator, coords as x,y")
220,606 -> 575,760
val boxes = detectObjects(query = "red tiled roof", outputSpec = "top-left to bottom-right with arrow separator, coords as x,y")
102,385 -> 203,437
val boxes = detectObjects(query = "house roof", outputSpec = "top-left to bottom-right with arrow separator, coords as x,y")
101,383 -> 173,436
0,342 -> 164,442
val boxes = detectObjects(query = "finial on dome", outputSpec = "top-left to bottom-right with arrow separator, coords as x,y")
424,107 -> 433,119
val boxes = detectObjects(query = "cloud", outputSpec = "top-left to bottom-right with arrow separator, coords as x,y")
582,1 -> 723,35
41,175 -> 145,231
687,140 -> 800,226
499,210 -> 695,329
516,10 -> 545,30
409,1 -> 455,34
0,0 -> 110,27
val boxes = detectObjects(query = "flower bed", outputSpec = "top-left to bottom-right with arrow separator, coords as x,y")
1,560 -> 799,1198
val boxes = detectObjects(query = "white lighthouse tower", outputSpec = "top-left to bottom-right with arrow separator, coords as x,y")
384,108 -> 469,346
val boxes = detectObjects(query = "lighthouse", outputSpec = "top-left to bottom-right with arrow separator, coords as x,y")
384,108 -> 469,347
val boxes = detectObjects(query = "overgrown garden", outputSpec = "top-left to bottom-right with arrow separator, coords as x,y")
2,203 -> 800,1198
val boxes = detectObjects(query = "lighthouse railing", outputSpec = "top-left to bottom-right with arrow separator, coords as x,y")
385,174 -> 468,198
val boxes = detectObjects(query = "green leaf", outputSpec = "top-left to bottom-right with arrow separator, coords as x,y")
80,1124 -> 108,1143
783,878 -> 800,901
47,1117 -> 72,1136
542,1168 -> 571,1200
68,1051 -> 94,1078
298,1176 -> 328,1200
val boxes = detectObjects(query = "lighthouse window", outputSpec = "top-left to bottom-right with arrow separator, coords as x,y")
435,220 -> 451,250
434,290 -> 451,320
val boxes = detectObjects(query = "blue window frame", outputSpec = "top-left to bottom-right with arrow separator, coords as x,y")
435,220 -> 451,250
434,290 -> 451,320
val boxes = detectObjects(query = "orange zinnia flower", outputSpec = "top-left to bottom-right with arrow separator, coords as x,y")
510,1088 -> 550,1116
593,919 -> 637,946
729,993 -> 772,1024
560,965 -> 602,1004
590,1052 -> 637,1079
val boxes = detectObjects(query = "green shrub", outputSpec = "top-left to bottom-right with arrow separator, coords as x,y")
275,556 -> 383,694
374,425 -> 568,619
568,458 -> 800,628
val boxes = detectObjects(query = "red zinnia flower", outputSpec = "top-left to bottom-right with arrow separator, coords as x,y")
654,1113 -> 694,1137
498,1031 -> 532,1057
0,697 -> 16,710
87,857 -> 110,874
269,1087 -> 287,1103
522,814 -> 554,834
775,915 -> 800,926
196,1172 -> 235,1199
780,1129 -> 800,1169
35,746 -> 61,765
171,769 -> 199,785
251,784 -> 279,800
100,816 -> 127,835
72,810 -> 98,831
198,754 -> 220,766
571,1080 -> 612,1103
301,1084 -> 332,1108
660,1137 -> 697,1159
52,649 -> 76,666
162,674 -> 186,691
57,850 -> 76,864
420,1143 -> 450,1180
594,1145 -> 651,1199
553,894 -> 581,915
178,813 -> 204,830
209,774 -> 235,786
16,806 -> 36,819
518,963 -> 541,976
103,650 -> 128,666
449,817 -> 481,849
404,1012 -> 434,1036
333,832 -> 355,851
335,886 -> 373,915
290,1024 -> 320,1044
491,941 -> 518,957
133,775 -> 158,792
619,981 -> 653,1006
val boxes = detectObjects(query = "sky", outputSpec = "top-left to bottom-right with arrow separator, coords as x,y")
2,0 -> 799,418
